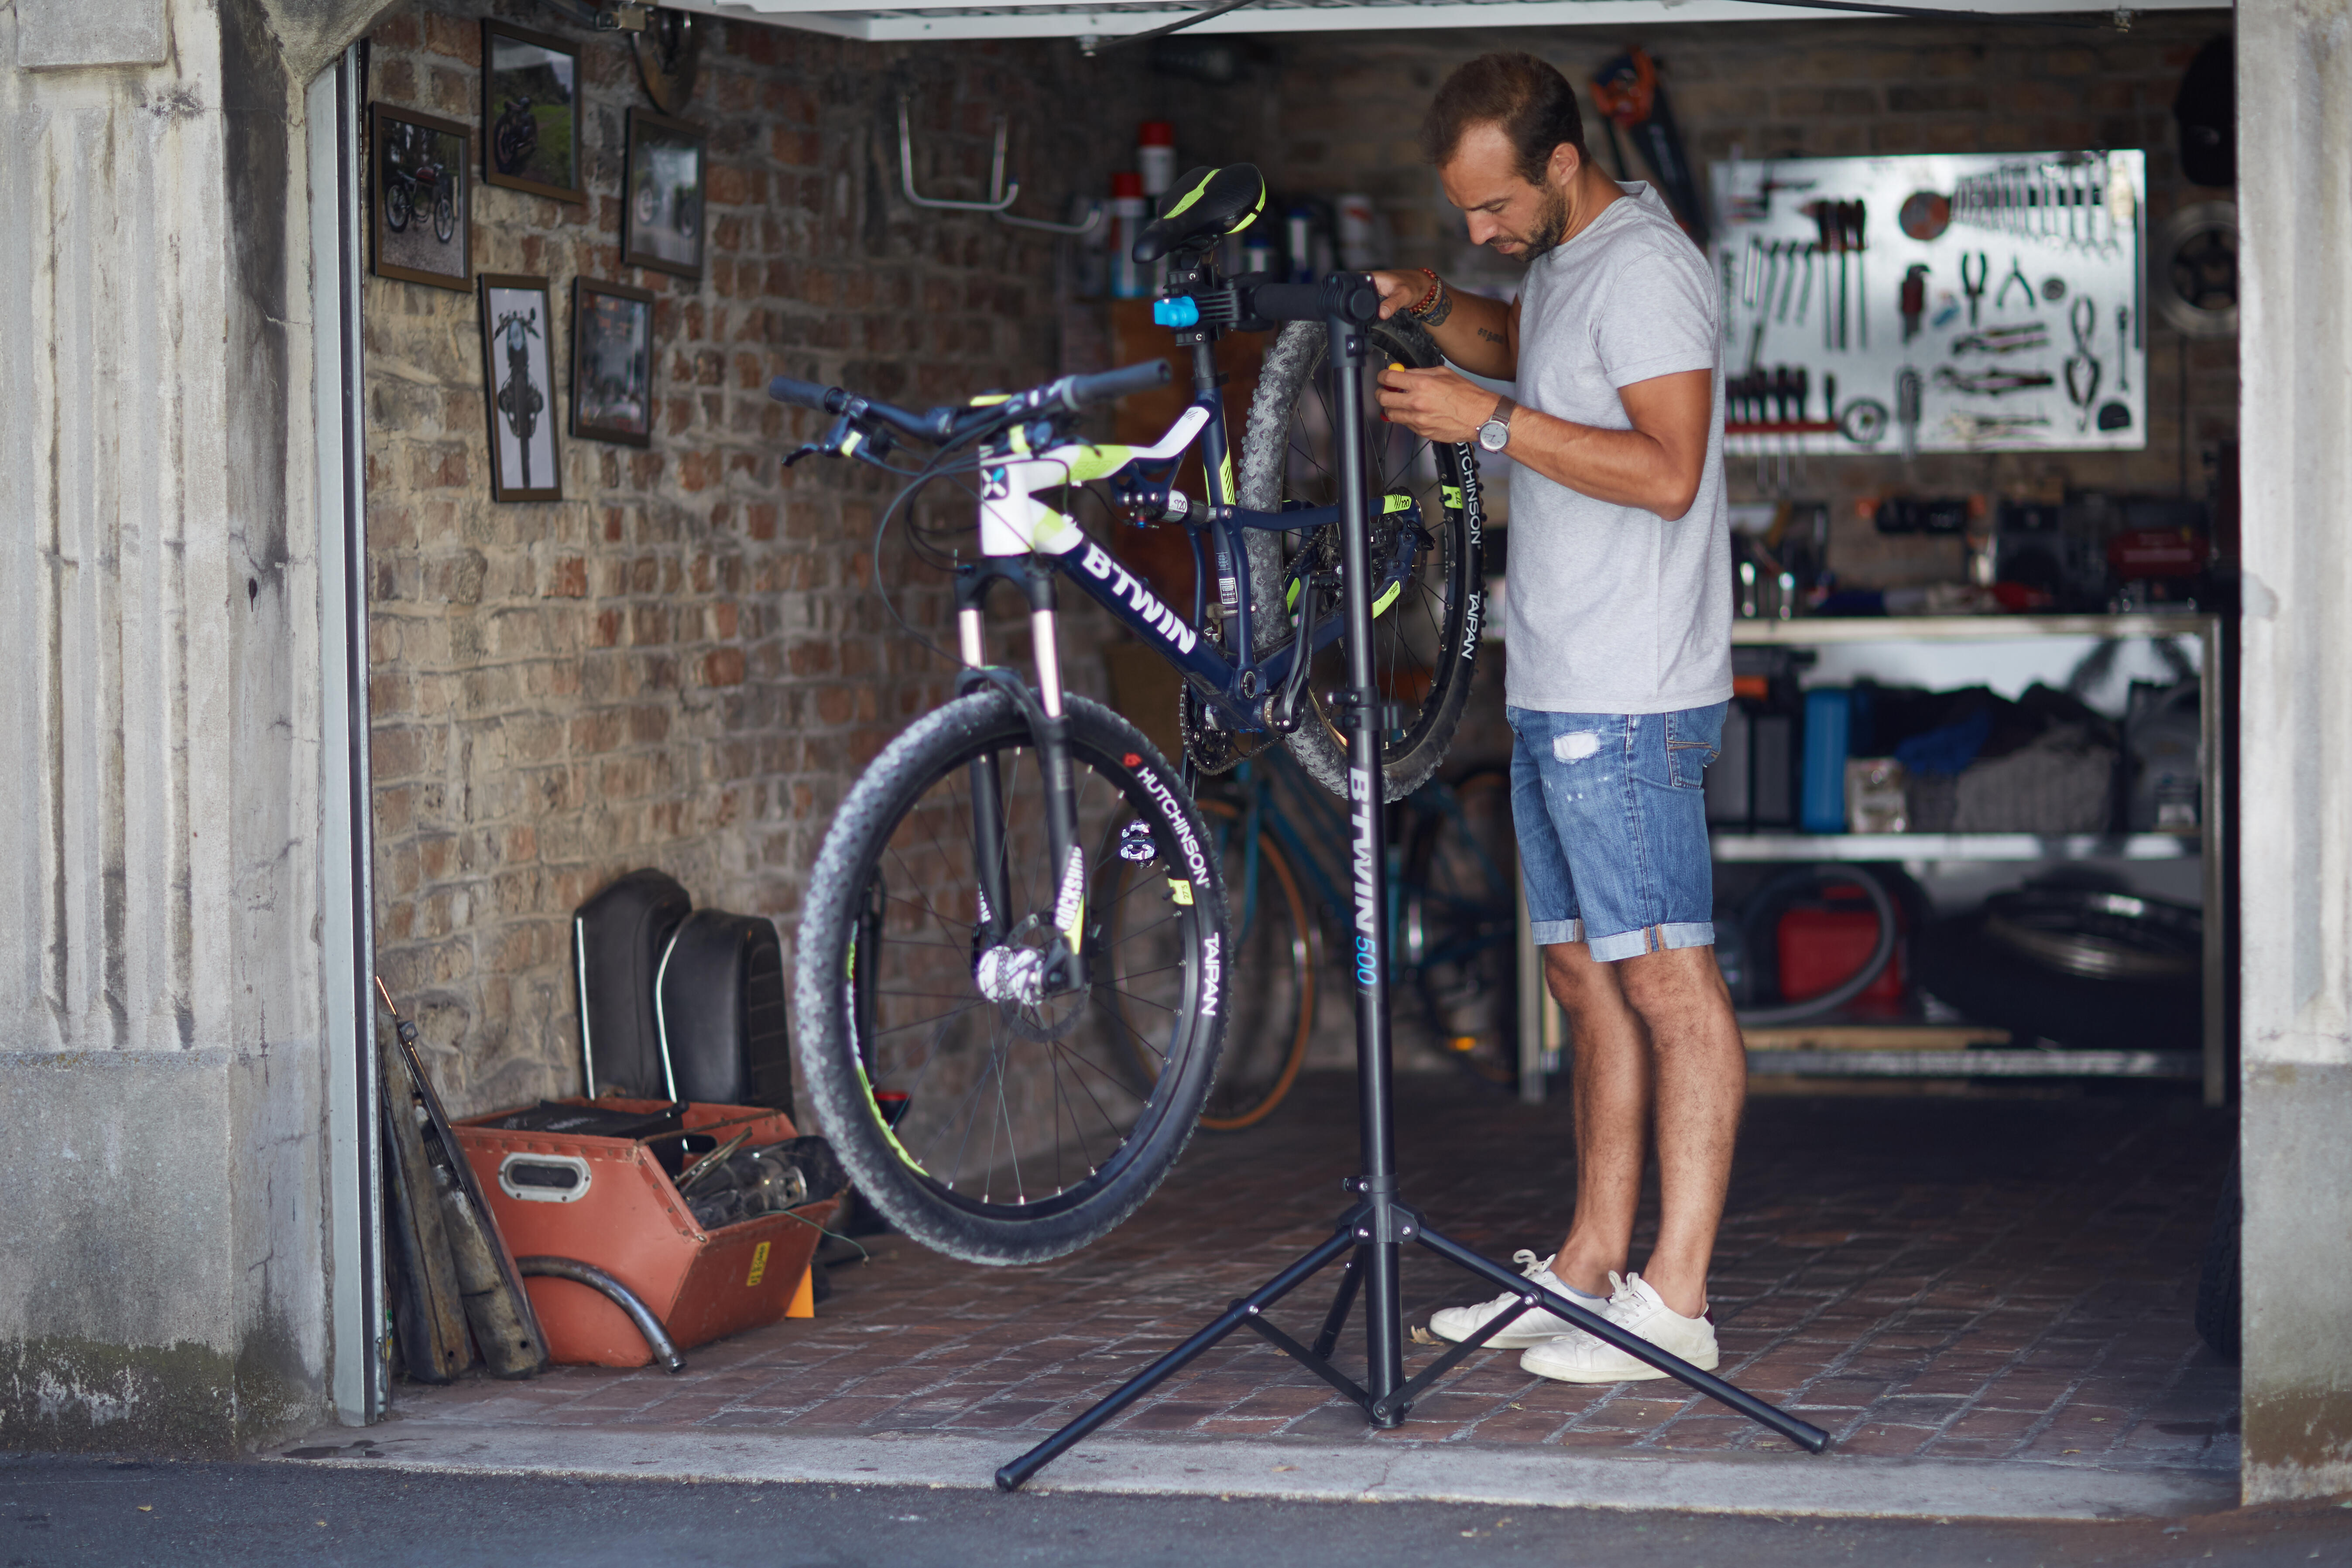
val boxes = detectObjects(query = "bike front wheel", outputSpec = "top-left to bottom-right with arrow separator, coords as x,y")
1238,314 -> 1485,802
792,689 -> 1230,1265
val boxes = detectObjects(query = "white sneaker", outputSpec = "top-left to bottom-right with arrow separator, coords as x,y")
1519,1272 -> 1718,1383
1427,1251 -> 1611,1350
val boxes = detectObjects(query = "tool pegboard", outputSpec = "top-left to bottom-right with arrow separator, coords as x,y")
1711,150 -> 2147,458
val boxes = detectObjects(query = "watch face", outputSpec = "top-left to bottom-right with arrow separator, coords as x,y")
1478,420 -> 1507,452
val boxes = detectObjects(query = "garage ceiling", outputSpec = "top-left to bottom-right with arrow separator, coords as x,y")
664,0 -> 2220,45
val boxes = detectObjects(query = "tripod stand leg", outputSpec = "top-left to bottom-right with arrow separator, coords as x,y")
995,1226 -> 1358,1492
1310,1250 -> 1364,1360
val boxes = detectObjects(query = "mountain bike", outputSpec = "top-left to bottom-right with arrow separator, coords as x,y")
779,164 -> 1486,1265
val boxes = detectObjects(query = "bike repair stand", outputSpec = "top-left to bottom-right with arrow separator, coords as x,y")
998,275 -> 1830,1492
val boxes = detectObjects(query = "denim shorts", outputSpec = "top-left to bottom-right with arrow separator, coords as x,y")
1508,703 -> 1727,963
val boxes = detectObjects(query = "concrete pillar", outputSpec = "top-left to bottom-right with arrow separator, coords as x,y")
2237,0 -> 2352,1505
2,0 -> 389,1453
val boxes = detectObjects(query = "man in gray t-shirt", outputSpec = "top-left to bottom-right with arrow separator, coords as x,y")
1371,52 -> 1740,1387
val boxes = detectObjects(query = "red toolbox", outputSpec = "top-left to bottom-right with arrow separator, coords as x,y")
453,1099 -> 839,1369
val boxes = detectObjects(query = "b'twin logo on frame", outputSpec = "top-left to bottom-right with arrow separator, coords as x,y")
1348,767 -> 1378,943
1080,542 -> 1197,655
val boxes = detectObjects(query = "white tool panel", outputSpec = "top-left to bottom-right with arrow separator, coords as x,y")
1711,150 -> 2147,457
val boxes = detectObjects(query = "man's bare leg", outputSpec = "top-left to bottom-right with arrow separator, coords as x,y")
1542,942 -> 1651,1301
1548,944 -> 1746,1319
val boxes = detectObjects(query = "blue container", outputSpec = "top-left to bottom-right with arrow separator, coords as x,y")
1800,688 -> 1852,833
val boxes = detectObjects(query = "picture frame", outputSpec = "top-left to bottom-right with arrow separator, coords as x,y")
481,20 -> 584,204
478,274 -> 562,501
370,103 -> 473,291
622,108 -> 707,279
571,277 -> 656,447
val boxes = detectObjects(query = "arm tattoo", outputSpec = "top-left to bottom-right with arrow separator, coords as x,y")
1475,325 -> 1505,344
1420,285 -> 1455,328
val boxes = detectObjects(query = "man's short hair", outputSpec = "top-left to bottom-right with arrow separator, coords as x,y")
1421,52 -> 1590,184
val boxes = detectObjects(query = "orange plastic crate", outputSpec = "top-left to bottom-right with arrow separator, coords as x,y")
454,1098 -> 838,1369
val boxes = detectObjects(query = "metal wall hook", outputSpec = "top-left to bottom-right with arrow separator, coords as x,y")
898,95 -> 1018,213
895,94 -> 1104,236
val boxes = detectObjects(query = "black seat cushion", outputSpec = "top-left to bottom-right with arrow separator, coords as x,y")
1133,164 -> 1266,264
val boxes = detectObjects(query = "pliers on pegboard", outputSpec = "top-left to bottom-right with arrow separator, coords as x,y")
1995,253 -> 2037,312
1960,251 -> 1988,325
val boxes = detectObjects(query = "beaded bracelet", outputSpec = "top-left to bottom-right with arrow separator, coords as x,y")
1405,267 -> 1444,319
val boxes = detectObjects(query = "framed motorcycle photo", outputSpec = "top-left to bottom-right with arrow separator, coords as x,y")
622,108 -> 706,280
571,277 -> 656,447
481,20 -> 583,204
370,103 -> 472,291
478,274 -> 562,502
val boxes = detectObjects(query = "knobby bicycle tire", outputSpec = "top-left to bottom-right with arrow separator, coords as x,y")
791,689 -> 1231,1266
1238,314 -> 1485,802
1107,796 -> 1315,1132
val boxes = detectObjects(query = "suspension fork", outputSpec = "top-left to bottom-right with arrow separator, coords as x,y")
953,559 -> 1089,993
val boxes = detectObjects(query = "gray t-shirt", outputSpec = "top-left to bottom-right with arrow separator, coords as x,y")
1502,182 -> 1731,715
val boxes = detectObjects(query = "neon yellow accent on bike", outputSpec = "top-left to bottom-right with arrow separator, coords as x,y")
1382,492 -> 1413,514
1285,579 -> 1300,610
855,1058 -> 929,1175
1216,452 -> 1235,505
1007,426 -> 1031,457
1443,486 -> 1464,510
968,393 -> 1013,406
1160,170 -> 1215,220
1064,445 -> 1135,483
1168,879 -> 1193,907
1031,507 -> 1082,552
1373,582 -> 1402,616
847,938 -> 927,1175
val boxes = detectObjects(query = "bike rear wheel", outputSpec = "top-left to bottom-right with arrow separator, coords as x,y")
1238,314 -> 1485,801
1403,767 -> 1518,1085
1106,796 -> 1314,1131
792,689 -> 1230,1265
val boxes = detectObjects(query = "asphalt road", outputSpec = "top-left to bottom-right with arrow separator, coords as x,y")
5,1454 -> 2349,1567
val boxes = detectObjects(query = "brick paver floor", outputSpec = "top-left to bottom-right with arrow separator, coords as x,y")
394,1075 -> 2239,1474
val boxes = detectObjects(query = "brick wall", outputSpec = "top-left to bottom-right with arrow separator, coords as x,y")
1259,14 -> 2239,586
361,4 -> 1255,1113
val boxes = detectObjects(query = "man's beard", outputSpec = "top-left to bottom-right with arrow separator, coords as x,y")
1493,184 -> 1572,261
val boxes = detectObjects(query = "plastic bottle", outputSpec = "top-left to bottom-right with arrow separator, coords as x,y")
1136,121 -> 1176,199
1109,172 -> 1150,299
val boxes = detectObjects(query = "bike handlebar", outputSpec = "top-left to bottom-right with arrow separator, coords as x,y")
765,374 -> 834,412
766,359 -> 1171,452
1053,359 -> 1171,411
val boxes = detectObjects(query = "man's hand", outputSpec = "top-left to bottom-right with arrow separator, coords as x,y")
1367,270 -> 1424,321
1376,364 -> 1500,445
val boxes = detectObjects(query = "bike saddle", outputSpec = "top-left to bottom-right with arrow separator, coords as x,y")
1132,163 -> 1267,264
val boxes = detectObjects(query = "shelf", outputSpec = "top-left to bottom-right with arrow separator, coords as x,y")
1742,1024 -> 2010,1051
1731,613 -> 2213,646
1711,832 -> 2198,862
1746,1048 -> 2200,1078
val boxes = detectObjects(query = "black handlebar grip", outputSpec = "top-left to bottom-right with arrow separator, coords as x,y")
767,375 -> 836,411
1058,359 -> 1172,411
1246,283 -> 1325,323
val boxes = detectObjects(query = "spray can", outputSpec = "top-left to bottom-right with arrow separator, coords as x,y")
1136,121 -> 1176,199
1109,172 -> 1150,299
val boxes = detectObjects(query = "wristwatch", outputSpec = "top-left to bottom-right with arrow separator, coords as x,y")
1477,394 -> 1516,454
